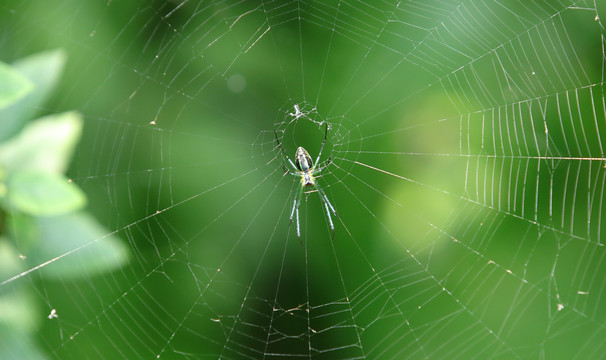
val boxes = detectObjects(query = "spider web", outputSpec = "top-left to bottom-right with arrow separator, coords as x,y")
1,0 -> 606,359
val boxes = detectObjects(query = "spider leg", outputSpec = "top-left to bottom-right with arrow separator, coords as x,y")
289,198 -> 297,223
295,206 -> 302,245
316,186 -> 338,240
313,156 -> 332,175
324,202 -> 335,240
288,185 -> 305,247
283,167 -> 301,177
274,129 -> 298,172
313,123 -> 329,167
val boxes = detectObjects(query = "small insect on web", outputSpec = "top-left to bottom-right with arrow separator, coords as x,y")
274,123 -> 338,246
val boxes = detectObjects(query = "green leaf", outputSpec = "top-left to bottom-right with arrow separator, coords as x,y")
28,212 -> 129,279
0,111 -> 82,174
7,171 -> 86,216
0,49 -> 67,141
0,62 -> 33,110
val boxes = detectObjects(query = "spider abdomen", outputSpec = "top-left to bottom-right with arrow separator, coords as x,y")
295,146 -> 313,172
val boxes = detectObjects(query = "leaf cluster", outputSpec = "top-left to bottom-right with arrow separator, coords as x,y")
0,51 -> 129,359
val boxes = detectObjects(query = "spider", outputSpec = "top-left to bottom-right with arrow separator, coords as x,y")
274,124 -> 338,245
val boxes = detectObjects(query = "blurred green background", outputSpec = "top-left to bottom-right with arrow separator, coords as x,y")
1,0 -> 606,359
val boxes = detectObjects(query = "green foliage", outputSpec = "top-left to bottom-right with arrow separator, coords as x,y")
0,111 -> 82,174
0,61 -> 32,109
0,50 -> 67,142
0,51 -> 129,359
7,171 -> 86,216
